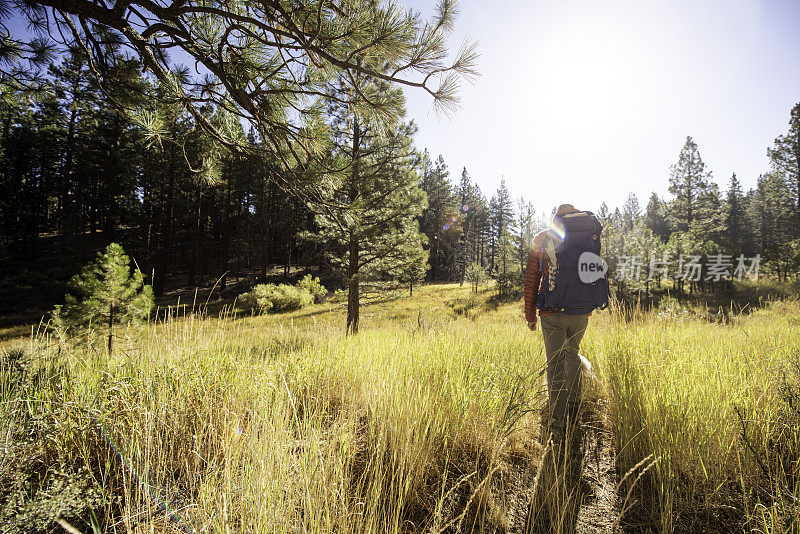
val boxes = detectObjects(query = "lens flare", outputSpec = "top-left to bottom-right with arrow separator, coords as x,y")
549,218 -> 565,240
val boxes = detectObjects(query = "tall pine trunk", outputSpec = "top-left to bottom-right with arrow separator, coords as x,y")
260,179 -> 271,282
107,302 -> 114,355
458,223 -> 471,286
347,233 -> 360,335
346,119 -> 361,335
261,226 -> 269,282
430,240 -> 438,280
62,107 -> 77,238
795,128 -> 800,240
189,189 -> 203,286
220,179 -> 232,290
104,113 -> 123,241
154,152 -> 176,298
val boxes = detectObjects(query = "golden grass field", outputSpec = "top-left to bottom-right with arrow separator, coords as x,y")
2,282 -> 800,533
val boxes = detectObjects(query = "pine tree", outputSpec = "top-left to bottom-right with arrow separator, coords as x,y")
468,184 -> 491,271
53,243 -> 154,354
627,223 -> 663,296
495,228 -> 521,299
49,49 -> 93,243
597,202 -> 611,230
622,192 -> 641,231
747,172 -> 795,279
723,173 -> 748,253
517,198 -> 537,274
464,262 -> 487,294
419,154 -> 456,281
695,181 -> 726,242
451,174 -> 492,283
668,136 -> 714,232
644,193 -> 670,242
13,1 -> 478,198
768,102 -> 800,239
458,167 -> 472,208
456,167 -> 475,285
306,79 -> 427,334
602,207 -> 626,281
489,178 -> 515,273
663,230 -> 715,295
612,207 -> 624,232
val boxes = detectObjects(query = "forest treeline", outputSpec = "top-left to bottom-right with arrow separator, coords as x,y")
0,46 -> 535,300
1,50 -> 799,315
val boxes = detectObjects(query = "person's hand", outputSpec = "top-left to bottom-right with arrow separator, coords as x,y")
527,321 -> 537,331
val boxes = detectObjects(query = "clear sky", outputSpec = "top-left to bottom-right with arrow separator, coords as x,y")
399,0 -> 800,217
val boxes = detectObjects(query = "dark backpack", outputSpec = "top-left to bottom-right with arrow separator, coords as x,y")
536,210 -> 610,314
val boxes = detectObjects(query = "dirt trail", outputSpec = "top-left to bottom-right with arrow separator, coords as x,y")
508,397 -> 622,534
576,398 -> 621,534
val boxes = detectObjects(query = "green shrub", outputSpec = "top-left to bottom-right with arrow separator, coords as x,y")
237,287 -> 266,312
448,294 -> 480,318
239,283 -> 314,314
297,274 -> 328,303
271,284 -> 314,311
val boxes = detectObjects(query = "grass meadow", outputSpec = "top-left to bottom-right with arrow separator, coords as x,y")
2,282 -> 800,533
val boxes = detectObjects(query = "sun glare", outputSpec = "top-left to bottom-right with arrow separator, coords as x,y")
529,6 -> 658,141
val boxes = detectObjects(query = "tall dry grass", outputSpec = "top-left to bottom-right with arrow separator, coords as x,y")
1,288 -> 544,533
594,294 -> 800,532
2,282 -> 799,533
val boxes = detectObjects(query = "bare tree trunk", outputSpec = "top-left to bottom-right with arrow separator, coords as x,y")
346,234 -> 360,335
346,119 -> 361,336
103,113 -> 123,241
220,179 -> 232,290
431,240 -> 438,281
260,179 -> 271,283
261,224 -> 269,282
188,190 -> 203,286
107,302 -> 114,355
458,223 -> 471,286
154,152 -> 176,297
794,128 -> 800,240
62,107 -> 77,236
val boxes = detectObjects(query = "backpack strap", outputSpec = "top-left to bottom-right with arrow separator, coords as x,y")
545,233 -> 557,269
544,230 -> 559,292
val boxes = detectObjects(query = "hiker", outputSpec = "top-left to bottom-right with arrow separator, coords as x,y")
523,204 -> 609,449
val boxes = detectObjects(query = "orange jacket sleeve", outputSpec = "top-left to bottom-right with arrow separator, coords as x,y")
524,246 -> 543,324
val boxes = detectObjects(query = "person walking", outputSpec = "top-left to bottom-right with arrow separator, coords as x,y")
523,203 -> 609,532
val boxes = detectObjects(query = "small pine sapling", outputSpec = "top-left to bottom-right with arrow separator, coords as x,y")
53,243 -> 154,354
465,262 -> 487,294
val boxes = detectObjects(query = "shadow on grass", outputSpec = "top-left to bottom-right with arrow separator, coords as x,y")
612,279 -> 799,323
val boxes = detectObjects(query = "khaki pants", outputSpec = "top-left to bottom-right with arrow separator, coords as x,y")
540,313 -> 589,443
